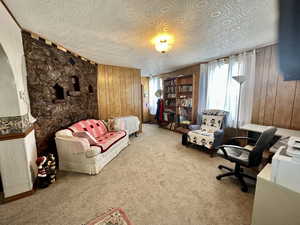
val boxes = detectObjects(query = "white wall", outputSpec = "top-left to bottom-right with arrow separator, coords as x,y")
0,45 -> 20,116
0,2 -> 37,198
0,2 -> 29,117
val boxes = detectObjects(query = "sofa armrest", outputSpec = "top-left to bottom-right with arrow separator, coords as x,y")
55,136 -> 90,154
85,146 -> 101,158
189,124 -> 201,131
213,130 -> 224,148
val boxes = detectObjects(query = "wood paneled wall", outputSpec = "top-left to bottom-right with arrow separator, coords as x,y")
252,45 -> 300,130
97,65 -> 142,123
158,64 -> 200,123
141,77 -> 150,122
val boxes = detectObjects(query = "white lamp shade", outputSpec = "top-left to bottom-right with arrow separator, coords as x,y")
232,75 -> 247,84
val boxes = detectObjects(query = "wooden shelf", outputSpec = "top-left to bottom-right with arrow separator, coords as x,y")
178,92 -> 192,95
177,97 -> 191,99
175,127 -> 190,134
162,74 -> 195,130
179,106 -> 192,108
165,97 -> 176,100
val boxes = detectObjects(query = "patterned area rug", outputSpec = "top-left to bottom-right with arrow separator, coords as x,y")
86,208 -> 133,225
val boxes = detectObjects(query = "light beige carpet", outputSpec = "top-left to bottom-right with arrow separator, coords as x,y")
0,124 -> 254,225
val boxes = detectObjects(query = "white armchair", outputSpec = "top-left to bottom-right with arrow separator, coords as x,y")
183,110 -> 228,156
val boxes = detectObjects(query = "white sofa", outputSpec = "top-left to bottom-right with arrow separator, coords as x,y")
55,119 -> 129,175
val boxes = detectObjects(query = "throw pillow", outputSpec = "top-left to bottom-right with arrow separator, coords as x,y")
73,131 -> 98,145
102,119 -> 115,131
113,119 -> 126,131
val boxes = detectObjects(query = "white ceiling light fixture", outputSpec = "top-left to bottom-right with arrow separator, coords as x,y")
152,34 -> 174,53
155,39 -> 168,53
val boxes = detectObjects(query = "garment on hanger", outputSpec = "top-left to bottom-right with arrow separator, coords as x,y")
155,99 -> 164,122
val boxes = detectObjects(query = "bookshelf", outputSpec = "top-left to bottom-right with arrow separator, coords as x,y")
162,74 -> 196,133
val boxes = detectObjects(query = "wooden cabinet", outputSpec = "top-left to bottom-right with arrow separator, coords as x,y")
97,65 -> 142,125
252,164 -> 300,225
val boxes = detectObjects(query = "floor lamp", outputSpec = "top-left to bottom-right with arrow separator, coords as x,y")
232,75 -> 246,134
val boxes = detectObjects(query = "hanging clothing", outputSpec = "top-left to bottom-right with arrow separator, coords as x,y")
155,99 -> 164,122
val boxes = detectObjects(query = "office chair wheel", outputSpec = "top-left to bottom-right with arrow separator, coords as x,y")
216,175 -> 221,180
218,165 -> 223,170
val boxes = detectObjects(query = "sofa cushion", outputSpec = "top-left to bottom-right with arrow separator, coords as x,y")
95,131 -> 127,153
68,119 -> 108,138
73,131 -> 98,145
88,119 -> 108,137
188,130 -> 215,149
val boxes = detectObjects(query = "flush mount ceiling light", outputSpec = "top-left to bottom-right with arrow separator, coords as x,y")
152,34 -> 174,53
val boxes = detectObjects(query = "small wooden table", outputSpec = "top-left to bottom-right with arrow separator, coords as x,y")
239,123 -> 300,169
241,123 -> 300,153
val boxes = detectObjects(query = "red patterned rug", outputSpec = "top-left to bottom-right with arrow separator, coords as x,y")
86,208 -> 133,225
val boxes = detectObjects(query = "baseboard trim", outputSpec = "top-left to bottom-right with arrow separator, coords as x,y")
2,189 -> 35,203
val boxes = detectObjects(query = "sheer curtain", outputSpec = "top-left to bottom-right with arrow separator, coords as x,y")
149,77 -> 162,115
206,59 -> 239,127
226,56 -> 241,127
205,51 -> 256,127
197,64 -> 208,124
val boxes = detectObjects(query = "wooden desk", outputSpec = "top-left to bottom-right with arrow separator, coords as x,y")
241,123 -> 300,138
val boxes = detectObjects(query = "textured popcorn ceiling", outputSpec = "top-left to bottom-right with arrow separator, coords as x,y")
4,0 -> 278,75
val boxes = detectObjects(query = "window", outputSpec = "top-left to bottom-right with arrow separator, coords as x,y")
206,59 -> 240,127
149,77 -> 162,115
206,61 -> 229,110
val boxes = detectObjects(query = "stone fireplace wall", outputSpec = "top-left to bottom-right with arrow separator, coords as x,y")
22,32 -> 98,154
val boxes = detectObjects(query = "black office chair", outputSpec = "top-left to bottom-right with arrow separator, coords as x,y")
216,127 -> 277,192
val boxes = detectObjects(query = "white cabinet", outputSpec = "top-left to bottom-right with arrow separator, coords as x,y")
0,130 -> 37,199
252,164 -> 300,225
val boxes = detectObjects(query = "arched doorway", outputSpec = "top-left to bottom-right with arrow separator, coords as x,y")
0,44 -> 20,121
